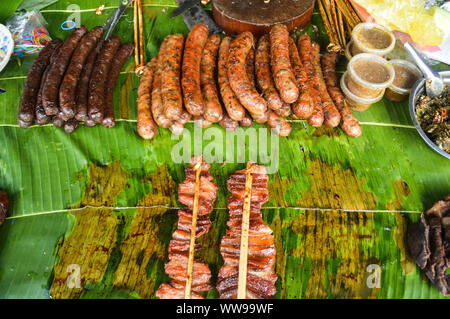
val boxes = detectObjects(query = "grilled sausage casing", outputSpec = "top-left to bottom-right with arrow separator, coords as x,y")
137,58 -> 158,139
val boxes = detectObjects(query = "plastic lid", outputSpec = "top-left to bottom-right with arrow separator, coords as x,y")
347,53 -> 395,90
389,59 -> 422,94
340,71 -> 385,105
351,22 -> 395,56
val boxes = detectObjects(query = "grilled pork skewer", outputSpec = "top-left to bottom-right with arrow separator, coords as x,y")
217,164 -> 277,299
155,156 -> 218,299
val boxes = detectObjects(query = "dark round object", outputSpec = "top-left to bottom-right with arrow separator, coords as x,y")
212,0 -> 315,36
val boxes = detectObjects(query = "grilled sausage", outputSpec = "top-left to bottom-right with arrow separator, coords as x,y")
181,22 -> 209,116
297,34 -> 323,127
137,58 -> 158,139
288,37 -> 313,119
255,35 -> 283,111
228,32 -> 267,115
321,51 -> 362,137
240,111 -> 253,127
18,38 -> 63,126
152,37 -> 174,129
274,103 -> 292,117
102,43 -> 134,128
88,35 -> 121,122
84,118 -> 97,127
200,34 -> 223,123
42,27 -> 88,116
218,37 -> 245,122
269,24 -> 299,104
194,116 -> 213,128
52,112 -> 64,128
267,110 -> 291,136
246,46 -> 255,86
162,34 -> 185,121
169,110 -> 192,135
219,114 -> 239,131
59,26 -> 104,121
64,118 -> 79,134
311,42 -> 341,128
75,39 -> 103,122
251,110 -> 269,124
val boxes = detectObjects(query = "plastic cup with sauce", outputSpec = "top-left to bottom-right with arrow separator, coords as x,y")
346,53 -> 394,99
385,59 -> 422,102
340,71 -> 385,111
351,22 -> 395,57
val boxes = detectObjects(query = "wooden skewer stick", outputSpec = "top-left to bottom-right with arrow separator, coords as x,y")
184,159 -> 203,299
237,162 -> 255,299
133,0 -> 145,75
137,0 -> 145,74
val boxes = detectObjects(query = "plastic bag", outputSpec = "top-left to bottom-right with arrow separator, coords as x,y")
5,11 -> 52,57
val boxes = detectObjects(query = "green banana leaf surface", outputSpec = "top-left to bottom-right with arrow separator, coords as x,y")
0,0 -> 449,299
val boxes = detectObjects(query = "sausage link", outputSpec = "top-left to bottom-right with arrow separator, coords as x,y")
274,103 -> 292,117
64,118 -> 79,134
102,43 -> 134,128
297,34 -> 323,127
255,35 -> 283,111
311,42 -> 341,128
75,39 -> 103,121
228,32 -> 267,115
251,110 -> 269,124
18,38 -> 63,126
137,58 -> 158,139
42,27 -> 87,116
194,116 -> 213,128
152,37 -> 174,128
246,46 -> 255,86
181,22 -> 209,116
219,114 -> 239,131
267,110 -> 291,136
169,110 -> 192,135
200,34 -> 223,123
88,35 -> 121,122
288,37 -> 313,119
240,111 -> 253,127
218,37 -> 245,121
162,34 -> 185,120
52,112 -> 64,128
322,51 -> 362,137
269,24 -> 299,104
59,26 -> 104,121
85,118 -> 97,127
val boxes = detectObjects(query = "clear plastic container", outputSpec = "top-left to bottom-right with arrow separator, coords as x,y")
347,53 -> 394,99
385,59 -> 422,102
351,22 -> 395,57
340,71 -> 385,111
345,40 -> 354,60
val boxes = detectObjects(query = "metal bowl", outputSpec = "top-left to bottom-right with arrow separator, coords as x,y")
409,69 -> 450,160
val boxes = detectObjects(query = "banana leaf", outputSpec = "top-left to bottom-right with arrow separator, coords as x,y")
0,0 -> 449,299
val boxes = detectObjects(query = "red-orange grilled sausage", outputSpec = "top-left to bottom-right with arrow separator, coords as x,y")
246,46 -> 255,86
88,35 -> 121,122
311,42 -> 341,128
240,111 -> 253,127
251,110 -> 269,124
181,22 -> 209,116
18,38 -> 63,127
169,110 -> 192,135
219,114 -> 239,131
297,34 -> 323,127
194,116 -> 213,128
288,37 -> 313,119
269,24 -> 299,104
274,103 -> 292,118
267,110 -> 291,136
218,37 -> 245,122
59,26 -> 104,121
75,39 -> 103,122
42,27 -> 87,116
102,43 -> 134,128
321,51 -> 362,137
200,34 -> 223,123
255,35 -> 283,111
137,58 -> 158,139
162,34 -> 185,121
228,32 -> 267,115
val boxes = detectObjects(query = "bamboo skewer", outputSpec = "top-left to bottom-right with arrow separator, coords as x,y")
133,0 -> 145,75
237,162 -> 255,299
184,159 -> 202,299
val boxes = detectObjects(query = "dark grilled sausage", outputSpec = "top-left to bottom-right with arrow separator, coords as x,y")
75,39 -> 103,121
311,42 -> 341,128
218,37 -> 245,122
321,51 -> 362,137
246,46 -> 255,86
59,26 -> 104,121
297,34 -> 323,127
267,110 -> 291,136
88,35 -> 121,122
219,114 -> 239,131
102,43 -> 134,128
288,37 -> 313,119
255,35 -> 283,111
201,34 -> 223,123
269,24 -> 299,104
137,58 -> 158,139
162,34 -> 185,121
42,27 -> 87,116
52,112 -> 64,128
228,32 -> 267,115
18,38 -> 63,126
64,118 -> 79,134
181,22 -> 209,116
